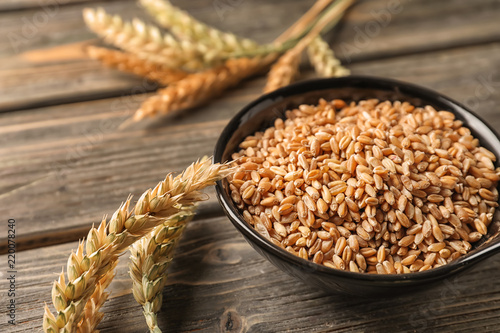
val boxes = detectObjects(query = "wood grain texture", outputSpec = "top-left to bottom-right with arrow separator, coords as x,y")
2,42 -> 500,253
2,1 -> 500,332
0,0 -> 102,12
331,0 -> 500,62
2,215 -> 500,332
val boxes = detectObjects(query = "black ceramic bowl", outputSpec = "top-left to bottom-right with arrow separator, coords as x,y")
214,76 -> 500,296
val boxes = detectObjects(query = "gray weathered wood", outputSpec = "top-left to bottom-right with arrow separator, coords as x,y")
2,215 -> 500,332
0,0 -> 99,12
2,1 -> 500,332
332,0 -> 500,62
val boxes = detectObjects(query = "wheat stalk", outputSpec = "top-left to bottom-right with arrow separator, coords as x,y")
82,7 -> 220,70
275,0 -> 334,43
263,0 -> 354,92
86,46 -> 188,86
129,209 -> 195,333
139,0 -> 259,54
43,158 -> 232,333
307,36 -> 350,77
130,55 -> 275,122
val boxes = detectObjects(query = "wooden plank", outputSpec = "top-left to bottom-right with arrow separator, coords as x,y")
2,215 -> 500,332
0,0 -> 100,12
1,42 -> 500,253
332,0 -> 500,62
2,0 -> 500,112
0,41 -> 153,113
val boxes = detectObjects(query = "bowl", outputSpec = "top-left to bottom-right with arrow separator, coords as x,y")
213,76 -> 500,295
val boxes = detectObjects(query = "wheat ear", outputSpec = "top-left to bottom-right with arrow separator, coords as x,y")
263,49 -> 302,93
43,158 -> 232,333
140,0 -> 289,61
131,55 -> 275,121
82,7 -> 220,70
129,208 -> 195,333
307,36 -> 350,77
86,46 -> 188,86
139,0 -> 259,54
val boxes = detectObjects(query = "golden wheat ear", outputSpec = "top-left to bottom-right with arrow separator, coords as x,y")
139,0 -> 259,54
131,55 -> 276,122
43,159 -> 233,333
82,7 -> 217,70
263,49 -> 302,93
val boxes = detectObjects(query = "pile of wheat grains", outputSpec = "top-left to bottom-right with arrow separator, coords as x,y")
228,98 -> 500,274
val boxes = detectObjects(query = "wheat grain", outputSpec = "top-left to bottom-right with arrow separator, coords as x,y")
86,46 -> 188,86
83,7 -> 220,70
131,55 -> 275,121
139,0 -> 259,54
307,36 -> 350,77
228,98 -> 500,274
129,209 -> 195,333
43,158 -> 232,333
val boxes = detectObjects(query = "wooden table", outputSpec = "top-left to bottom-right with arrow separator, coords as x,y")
1,0 -> 500,332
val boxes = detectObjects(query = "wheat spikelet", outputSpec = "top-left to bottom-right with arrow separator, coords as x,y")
307,36 -> 350,77
43,158 -> 233,333
132,55 -> 275,121
82,7 -> 220,70
129,209 -> 195,333
76,261 -> 117,333
263,49 -> 301,93
86,46 -> 188,86
139,0 -> 259,54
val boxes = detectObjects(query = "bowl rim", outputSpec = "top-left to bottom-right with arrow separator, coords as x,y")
214,75 -> 500,282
